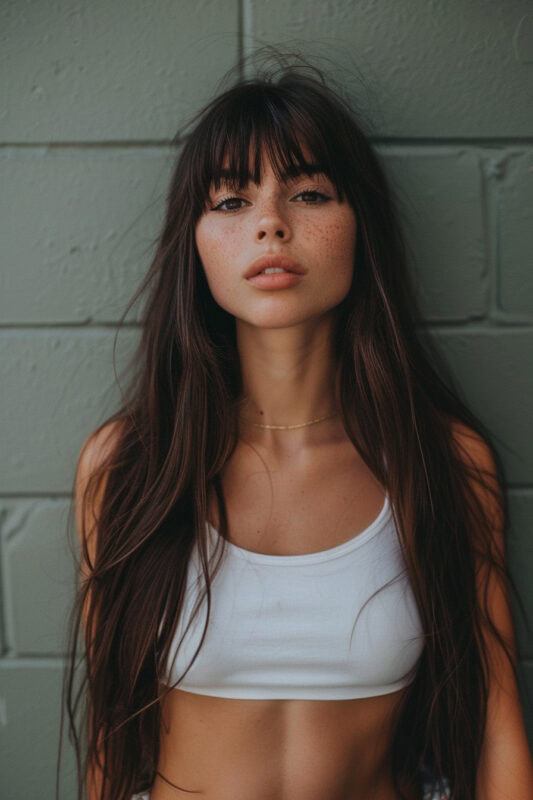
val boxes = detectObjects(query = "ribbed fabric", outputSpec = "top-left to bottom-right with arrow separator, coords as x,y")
160,494 -> 425,699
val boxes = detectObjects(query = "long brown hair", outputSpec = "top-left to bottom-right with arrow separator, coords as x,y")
58,47 -> 529,800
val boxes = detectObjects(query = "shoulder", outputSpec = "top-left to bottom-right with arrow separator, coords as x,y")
75,419 -> 124,572
449,418 -> 505,548
77,419 -> 124,480
448,419 -> 500,487
449,418 -> 493,465
76,418 -> 124,510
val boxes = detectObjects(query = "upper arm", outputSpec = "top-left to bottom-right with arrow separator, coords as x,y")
75,421 -> 122,799
451,422 -> 511,660
451,421 -> 533,797
75,420 -> 122,630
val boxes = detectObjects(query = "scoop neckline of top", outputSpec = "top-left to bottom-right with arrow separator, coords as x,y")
205,493 -> 391,566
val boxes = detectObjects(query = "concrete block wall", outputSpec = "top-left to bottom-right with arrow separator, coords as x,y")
1,2 -> 532,797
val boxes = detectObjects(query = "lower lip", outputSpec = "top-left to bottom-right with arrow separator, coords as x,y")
246,271 -> 304,289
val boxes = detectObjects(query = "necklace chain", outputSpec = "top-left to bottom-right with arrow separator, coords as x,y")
250,411 -> 338,430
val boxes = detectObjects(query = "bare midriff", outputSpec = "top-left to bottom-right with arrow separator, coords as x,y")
152,686 -> 419,800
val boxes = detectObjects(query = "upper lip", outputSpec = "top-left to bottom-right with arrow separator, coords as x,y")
244,254 -> 307,278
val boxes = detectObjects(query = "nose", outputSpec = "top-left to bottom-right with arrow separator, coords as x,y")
255,202 -> 291,242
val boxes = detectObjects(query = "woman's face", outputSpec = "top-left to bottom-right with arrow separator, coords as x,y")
195,147 -> 357,329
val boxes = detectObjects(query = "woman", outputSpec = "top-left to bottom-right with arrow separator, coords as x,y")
63,51 -> 533,800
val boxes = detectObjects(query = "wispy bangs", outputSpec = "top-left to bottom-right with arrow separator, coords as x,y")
193,84 -> 348,213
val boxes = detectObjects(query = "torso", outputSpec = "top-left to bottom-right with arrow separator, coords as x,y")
152,431 -> 420,800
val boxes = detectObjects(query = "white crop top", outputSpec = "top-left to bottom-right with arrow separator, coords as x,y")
160,494 -> 425,700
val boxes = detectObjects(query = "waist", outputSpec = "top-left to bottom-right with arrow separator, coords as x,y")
153,687 -> 411,800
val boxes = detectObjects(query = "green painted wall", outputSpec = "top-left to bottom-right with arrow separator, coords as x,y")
1,2 -> 532,797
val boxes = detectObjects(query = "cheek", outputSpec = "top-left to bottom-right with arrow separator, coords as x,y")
196,222 -> 230,281
312,214 -> 356,276
195,221 -> 241,303
196,221 -> 223,269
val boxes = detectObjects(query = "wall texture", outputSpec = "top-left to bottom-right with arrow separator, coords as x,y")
1,1 -> 532,797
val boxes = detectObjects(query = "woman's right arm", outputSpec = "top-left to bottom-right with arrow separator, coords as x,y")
75,421 -> 121,800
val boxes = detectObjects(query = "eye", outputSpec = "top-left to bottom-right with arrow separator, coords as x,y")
210,195 -> 247,213
209,188 -> 332,214
293,189 -> 331,204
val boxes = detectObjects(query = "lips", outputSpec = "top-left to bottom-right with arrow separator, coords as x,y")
244,254 -> 307,279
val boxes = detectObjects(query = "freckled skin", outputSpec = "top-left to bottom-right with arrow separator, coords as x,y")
195,152 -> 357,330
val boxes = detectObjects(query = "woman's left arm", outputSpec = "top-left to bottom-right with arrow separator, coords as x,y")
453,423 -> 533,799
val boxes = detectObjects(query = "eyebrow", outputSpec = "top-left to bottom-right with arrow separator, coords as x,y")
217,163 -> 328,184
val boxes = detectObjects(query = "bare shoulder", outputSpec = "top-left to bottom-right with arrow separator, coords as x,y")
77,419 -> 124,480
449,418 -> 504,537
75,419 -> 124,576
449,418 -> 490,457
449,418 -> 500,481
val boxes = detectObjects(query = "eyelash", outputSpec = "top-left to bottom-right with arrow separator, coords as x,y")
210,189 -> 331,213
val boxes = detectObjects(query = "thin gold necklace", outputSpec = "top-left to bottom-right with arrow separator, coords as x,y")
250,411 -> 338,430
